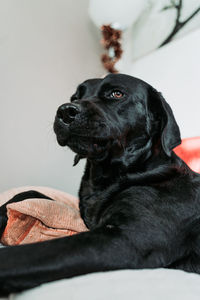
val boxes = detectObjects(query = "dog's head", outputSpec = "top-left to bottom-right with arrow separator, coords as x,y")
54,74 -> 181,166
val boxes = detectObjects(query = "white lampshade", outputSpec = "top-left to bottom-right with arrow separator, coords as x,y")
89,0 -> 147,29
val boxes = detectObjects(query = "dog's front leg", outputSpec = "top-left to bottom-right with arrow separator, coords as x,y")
0,226 -> 145,296
0,224 -> 178,296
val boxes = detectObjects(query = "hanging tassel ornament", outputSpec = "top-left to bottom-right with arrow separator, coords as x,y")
100,23 -> 123,73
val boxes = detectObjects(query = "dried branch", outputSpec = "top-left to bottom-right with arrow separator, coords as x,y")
160,0 -> 200,47
162,0 -> 180,11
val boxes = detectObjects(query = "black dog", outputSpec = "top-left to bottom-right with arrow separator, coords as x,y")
0,74 -> 200,295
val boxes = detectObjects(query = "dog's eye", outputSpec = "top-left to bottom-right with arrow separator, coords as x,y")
110,91 -> 124,99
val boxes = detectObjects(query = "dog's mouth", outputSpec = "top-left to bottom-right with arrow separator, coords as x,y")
54,118 -> 112,162
67,135 -> 111,156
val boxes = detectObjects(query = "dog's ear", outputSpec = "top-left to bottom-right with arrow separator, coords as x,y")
147,87 -> 181,157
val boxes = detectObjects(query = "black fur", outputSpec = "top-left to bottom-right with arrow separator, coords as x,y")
0,74 -> 200,296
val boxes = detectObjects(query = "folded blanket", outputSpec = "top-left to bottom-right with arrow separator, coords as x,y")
0,186 -> 88,246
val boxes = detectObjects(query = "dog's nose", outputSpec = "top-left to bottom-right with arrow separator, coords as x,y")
57,103 -> 81,124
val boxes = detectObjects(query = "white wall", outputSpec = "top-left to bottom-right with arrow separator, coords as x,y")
0,0 -> 104,195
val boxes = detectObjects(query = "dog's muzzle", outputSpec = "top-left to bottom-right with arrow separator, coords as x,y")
54,102 -> 114,162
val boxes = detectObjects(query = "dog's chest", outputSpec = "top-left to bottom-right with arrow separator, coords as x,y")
79,178 -> 111,229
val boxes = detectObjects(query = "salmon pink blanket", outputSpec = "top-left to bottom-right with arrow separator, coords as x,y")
0,186 -> 88,246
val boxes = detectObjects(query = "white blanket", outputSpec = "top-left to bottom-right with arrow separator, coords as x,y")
10,269 -> 200,300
